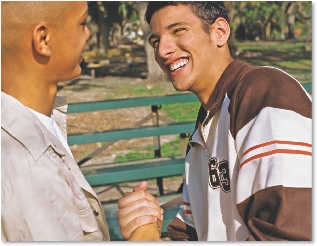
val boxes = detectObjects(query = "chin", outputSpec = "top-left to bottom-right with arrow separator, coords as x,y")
59,69 -> 81,82
69,67 -> 82,80
172,80 -> 190,92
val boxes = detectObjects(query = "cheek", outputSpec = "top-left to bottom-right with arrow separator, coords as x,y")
154,52 -> 164,68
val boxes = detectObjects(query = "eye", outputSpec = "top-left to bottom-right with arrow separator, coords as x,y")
81,16 -> 88,26
174,28 -> 186,35
150,39 -> 159,49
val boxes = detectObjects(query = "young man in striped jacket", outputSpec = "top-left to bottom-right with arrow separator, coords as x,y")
117,1 -> 312,241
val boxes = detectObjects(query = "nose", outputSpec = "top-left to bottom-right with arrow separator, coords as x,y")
84,25 -> 91,40
157,36 -> 175,59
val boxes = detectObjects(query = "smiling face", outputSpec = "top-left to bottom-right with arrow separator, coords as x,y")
149,4 -> 230,96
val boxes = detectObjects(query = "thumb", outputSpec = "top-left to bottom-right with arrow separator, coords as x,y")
133,181 -> 148,192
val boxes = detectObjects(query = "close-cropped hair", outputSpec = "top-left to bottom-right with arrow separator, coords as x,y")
145,1 -> 230,33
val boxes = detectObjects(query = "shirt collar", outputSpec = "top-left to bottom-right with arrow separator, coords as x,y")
1,92 -> 68,161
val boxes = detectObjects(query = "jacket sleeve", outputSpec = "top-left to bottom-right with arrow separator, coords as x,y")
167,182 -> 198,241
168,216 -> 198,241
232,68 -> 312,241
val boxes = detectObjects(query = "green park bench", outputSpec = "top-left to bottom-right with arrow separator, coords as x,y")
67,92 -> 198,240
302,82 -> 312,93
67,82 -> 312,240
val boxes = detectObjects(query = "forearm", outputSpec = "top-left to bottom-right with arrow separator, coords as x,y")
128,220 -> 162,241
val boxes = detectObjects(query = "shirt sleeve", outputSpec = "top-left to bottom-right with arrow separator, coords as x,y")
233,68 -> 312,241
1,168 -> 86,241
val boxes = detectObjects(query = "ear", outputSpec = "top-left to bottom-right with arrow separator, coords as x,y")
210,17 -> 230,47
32,24 -> 51,57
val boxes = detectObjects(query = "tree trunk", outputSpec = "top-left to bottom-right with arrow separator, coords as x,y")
112,23 -> 122,47
226,1 -> 247,42
97,1 -> 109,55
265,22 -> 271,40
141,19 -> 168,82
285,2 -> 295,39
128,1 -> 168,82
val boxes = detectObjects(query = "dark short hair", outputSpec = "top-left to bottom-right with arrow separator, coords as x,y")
145,1 -> 232,54
145,1 -> 229,33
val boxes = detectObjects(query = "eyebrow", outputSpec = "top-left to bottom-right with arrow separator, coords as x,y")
82,8 -> 88,17
166,21 -> 189,30
148,21 -> 189,43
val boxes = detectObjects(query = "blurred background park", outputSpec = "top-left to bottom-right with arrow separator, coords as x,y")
57,1 -> 312,203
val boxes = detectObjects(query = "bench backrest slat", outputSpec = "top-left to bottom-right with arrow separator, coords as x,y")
67,93 -> 198,113
302,82 -> 312,93
68,122 -> 195,145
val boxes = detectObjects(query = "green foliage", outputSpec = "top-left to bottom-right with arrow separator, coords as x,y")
118,3 -> 139,23
231,1 -> 312,41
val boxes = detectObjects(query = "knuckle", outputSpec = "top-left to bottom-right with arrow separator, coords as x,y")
133,216 -> 143,226
118,218 -> 124,227
139,198 -> 150,207
139,206 -> 148,213
116,209 -> 122,218
120,228 -> 128,240
117,199 -> 123,208
138,190 -> 146,198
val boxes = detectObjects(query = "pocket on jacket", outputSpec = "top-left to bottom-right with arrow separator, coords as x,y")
79,205 -> 99,233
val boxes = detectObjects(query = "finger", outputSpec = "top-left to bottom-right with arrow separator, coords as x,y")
119,214 -> 161,239
123,192 -> 133,197
118,205 -> 163,228
117,198 -> 163,220
118,190 -> 158,209
133,181 -> 148,192
120,215 -> 158,240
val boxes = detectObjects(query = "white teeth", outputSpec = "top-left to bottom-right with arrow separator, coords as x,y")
169,60 -> 188,72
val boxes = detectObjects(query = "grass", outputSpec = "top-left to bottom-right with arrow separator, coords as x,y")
234,41 -> 312,83
116,84 -> 166,97
161,101 -> 201,122
115,136 -> 185,162
235,42 -> 311,51
115,144 -> 154,162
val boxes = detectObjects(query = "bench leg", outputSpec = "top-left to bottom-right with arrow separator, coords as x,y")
157,177 -> 164,196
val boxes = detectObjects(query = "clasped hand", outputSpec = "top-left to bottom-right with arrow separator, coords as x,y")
117,181 -> 164,240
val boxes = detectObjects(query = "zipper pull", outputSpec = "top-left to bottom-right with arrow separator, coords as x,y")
205,149 -> 210,158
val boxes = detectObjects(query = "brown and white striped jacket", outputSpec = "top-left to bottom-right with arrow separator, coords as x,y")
168,59 -> 312,241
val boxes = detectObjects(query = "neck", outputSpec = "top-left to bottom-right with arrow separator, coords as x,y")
1,73 -> 57,117
196,56 -> 234,111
